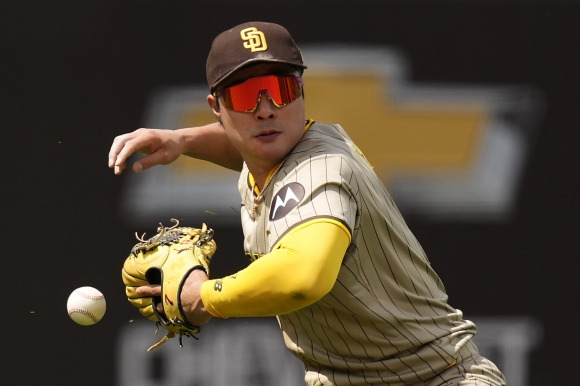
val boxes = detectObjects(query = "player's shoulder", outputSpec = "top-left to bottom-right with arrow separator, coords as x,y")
305,121 -> 352,143
278,122 -> 360,186
289,121 -> 371,171
294,121 -> 353,158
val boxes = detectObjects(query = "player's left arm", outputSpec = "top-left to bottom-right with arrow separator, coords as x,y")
200,219 -> 351,317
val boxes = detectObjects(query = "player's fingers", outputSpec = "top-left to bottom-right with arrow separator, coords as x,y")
108,132 -> 134,168
136,284 -> 162,297
109,128 -> 180,174
114,164 -> 126,175
113,137 -> 144,172
108,129 -> 153,173
132,148 -> 174,173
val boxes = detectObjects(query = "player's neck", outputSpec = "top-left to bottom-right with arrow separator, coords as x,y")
248,160 -> 285,196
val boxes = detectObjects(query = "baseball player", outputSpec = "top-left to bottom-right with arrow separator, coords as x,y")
109,21 -> 507,385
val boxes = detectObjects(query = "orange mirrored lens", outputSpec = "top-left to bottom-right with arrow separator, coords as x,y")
218,75 -> 302,112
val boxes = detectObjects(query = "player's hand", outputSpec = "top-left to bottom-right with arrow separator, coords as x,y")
135,270 -> 212,326
108,128 -> 184,175
179,269 -> 213,327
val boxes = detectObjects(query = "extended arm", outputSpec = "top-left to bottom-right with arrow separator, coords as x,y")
199,219 -> 351,318
108,122 -> 243,174
136,215 -> 350,326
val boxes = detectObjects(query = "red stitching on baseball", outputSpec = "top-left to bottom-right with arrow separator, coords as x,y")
68,308 -> 98,323
76,291 -> 104,301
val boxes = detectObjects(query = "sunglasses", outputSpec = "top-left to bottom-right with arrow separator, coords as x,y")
215,75 -> 303,112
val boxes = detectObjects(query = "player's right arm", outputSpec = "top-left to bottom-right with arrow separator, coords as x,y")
108,122 -> 243,175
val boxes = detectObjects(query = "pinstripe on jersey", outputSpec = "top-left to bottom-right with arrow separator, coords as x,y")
239,121 -> 482,385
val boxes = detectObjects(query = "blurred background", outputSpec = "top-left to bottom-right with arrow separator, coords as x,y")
2,1 -> 578,385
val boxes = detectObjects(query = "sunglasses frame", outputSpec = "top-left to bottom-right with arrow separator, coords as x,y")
214,74 -> 303,113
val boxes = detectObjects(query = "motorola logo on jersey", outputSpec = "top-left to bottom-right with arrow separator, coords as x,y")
270,183 -> 305,221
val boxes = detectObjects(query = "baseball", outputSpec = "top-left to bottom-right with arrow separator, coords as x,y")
67,286 -> 106,326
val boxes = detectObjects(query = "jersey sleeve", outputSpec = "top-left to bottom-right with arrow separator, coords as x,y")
268,153 -> 359,245
200,219 -> 351,318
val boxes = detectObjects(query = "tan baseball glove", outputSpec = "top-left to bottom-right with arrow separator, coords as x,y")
122,219 -> 216,351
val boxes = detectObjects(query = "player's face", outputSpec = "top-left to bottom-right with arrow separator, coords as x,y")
208,63 -> 306,175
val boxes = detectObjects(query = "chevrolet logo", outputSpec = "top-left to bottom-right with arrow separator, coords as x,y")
119,45 -> 542,223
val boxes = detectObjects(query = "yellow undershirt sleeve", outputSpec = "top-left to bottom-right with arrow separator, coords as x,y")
200,219 -> 351,318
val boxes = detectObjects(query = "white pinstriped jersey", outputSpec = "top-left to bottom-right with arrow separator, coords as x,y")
238,121 -> 480,385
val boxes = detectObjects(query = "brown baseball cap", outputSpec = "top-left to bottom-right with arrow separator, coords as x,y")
206,21 -> 307,92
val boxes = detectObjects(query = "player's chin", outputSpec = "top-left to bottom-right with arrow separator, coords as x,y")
254,143 -> 290,163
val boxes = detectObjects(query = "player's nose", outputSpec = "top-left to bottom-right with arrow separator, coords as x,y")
254,92 -> 277,119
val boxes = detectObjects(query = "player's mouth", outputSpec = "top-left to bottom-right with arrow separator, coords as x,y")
255,130 -> 281,140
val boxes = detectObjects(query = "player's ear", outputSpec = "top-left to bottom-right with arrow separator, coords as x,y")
208,94 -> 220,117
207,94 -> 224,126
